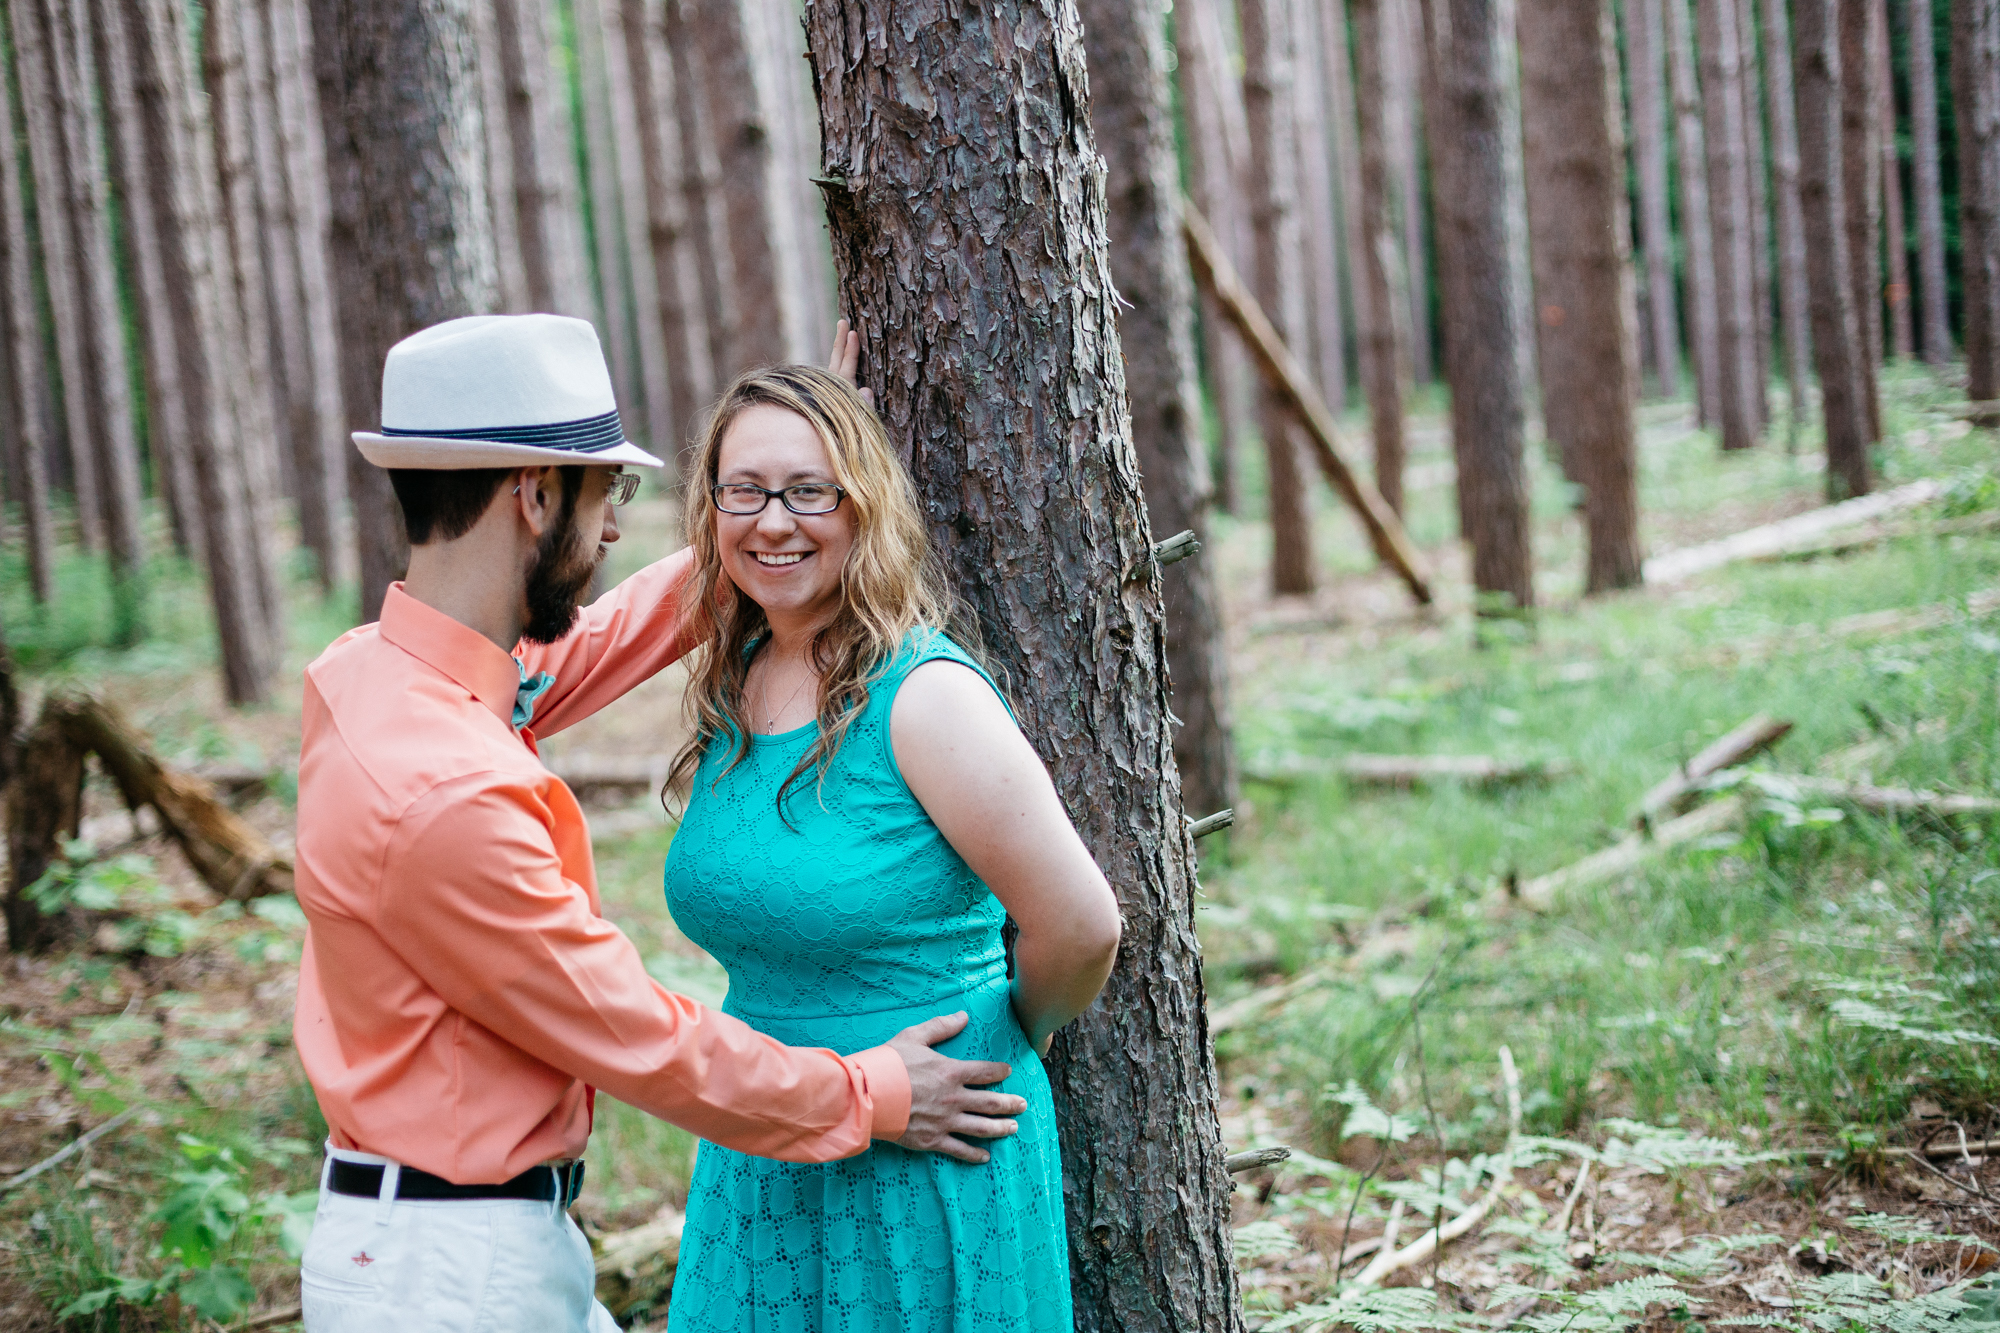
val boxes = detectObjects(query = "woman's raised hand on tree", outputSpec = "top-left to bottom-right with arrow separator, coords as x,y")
827,318 -> 875,408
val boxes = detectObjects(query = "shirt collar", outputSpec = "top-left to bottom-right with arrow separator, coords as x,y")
377,583 -> 522,728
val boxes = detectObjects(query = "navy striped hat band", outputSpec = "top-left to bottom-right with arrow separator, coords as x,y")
380,407 -> 623,454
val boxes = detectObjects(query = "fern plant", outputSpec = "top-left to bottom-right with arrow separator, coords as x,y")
1712,1272 -> 1975,1333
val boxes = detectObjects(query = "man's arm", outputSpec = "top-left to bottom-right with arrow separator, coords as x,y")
514,548 -> 695,736
379,770 -> 909,1161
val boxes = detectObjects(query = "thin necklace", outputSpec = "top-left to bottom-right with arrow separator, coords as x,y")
758,658 -> 813,732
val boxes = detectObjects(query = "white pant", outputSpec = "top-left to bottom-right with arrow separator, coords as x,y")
301,1146 -> 619,1333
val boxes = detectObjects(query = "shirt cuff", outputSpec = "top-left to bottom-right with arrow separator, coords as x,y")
849,1044 -> 911,1141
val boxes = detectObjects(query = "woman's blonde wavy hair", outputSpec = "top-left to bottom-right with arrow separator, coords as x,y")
664,364 -> 957,816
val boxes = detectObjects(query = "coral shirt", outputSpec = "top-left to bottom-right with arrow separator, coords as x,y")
291,555 -> 910,1184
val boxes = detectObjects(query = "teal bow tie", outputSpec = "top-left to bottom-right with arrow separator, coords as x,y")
513,658 -> 555,732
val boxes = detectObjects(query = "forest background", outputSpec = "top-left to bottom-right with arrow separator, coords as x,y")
1,0 -> 1999,1330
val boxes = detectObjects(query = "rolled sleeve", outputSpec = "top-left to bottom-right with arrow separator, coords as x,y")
378,771 -> 891,1163
516,550 -> 695,737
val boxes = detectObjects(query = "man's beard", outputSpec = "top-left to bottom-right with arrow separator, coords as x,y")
519,508 -> 606,645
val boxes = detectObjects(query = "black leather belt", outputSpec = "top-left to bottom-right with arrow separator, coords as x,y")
327,1158 -> 586,1207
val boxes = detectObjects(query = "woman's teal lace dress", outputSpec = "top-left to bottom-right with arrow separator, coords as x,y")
662,630 -> 1069,1333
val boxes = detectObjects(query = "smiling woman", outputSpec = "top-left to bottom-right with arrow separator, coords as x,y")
658,362 -> 1121,1333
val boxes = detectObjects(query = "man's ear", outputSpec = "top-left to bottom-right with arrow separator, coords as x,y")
513,466 -> 560,538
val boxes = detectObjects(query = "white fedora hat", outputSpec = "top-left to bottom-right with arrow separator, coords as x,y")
352,313 -> 665,470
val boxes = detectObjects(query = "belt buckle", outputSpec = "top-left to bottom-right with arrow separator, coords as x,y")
555,1159 -> 585,1207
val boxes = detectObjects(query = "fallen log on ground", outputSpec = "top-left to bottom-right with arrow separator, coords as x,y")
1632,714 -> 1793,831
1514,797 -> 1749,912
594,1210 -> 684,1319
1182,202 -> 1433,606
1772,776 -> 2000,819
1755,509 -> 2000,563
1944,400 -> 2000,426
1251,754 -> 1571,787
1641,479 -> 1944,584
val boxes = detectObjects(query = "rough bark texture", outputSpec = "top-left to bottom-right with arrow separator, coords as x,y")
1624,0 -> 1683,398
1740,0 -> 1773,427
1666,0 -> 1722,427
126,0 -> 283,699
1420,0 -> 1533,611
1323,0 -> 1368,420
1240,0 -> 1318,594
1494,0 -> 1535,400
0,14 -> 54,601
1172,0 -> 1251,512
1907,0 -> 1949,363
627,0 -> 713,444
666,2 -> 737,388
595,0 -> 675,457
471,0 -> 527,309
269,0 -> 353,588
1793,0 -> 1874,497
801,6 -> 1242,1330
1838,0 -> 1883,438
491,0 -> 591,317
1388,0 -> 1431,385
1517,0 -> 1642,593
1080,0 -> 1237,823
309,0 -> 498,622
1698,0 -> 1762,450
573,0 -> 638,418
1876,0 -> 1911,360
4,699 -> 87,954
1290,0 -> 1345,410
1954,0 -> 2000,400
1352,0 -> 1409,516
1760,0 -> 1812,441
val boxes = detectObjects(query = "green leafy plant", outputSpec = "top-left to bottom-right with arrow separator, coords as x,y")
24,844 -> 156,917
1712,1272 -> 1974,1333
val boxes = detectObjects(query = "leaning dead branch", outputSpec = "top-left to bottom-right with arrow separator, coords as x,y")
1633,714 -> 1793,831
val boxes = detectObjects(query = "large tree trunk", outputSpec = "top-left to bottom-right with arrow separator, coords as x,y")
270,0 -> 352,590
1388,0 -> 1432,385
470,0 -> 528,309
240,0 -> 340,592
1517,0 -> 1642,593
1291,0 -> 1346,410
1420,0 -> 1533,612
754,0 -> 834,349
1760,0 -> 1812,443
1794,0 -> 1873,497
124,0 -> 283,700
207,0 -> 290,642
1351,0 -> 1409,516
0,22 -> 54,603
665,3 -> 737,388
1907,0 -> 1949,364
491,0 -> 591,318
1172,0 -> 1252,513
1838,0 -> 1883,438
1953,0 -> 2000,401
1495,0 -> 1534,403
1323,0 -> 1368,418
572,0 -> 639,424
1740,0 -> 1774,430
1080,0 -> 1237,827
310,0 -> 497,621
1625,0 -> 1683,399
1666,0 -> 1722,427
1240,0 -> 1318,594
1876,0 -> 1912,361
1698,0 -> 1762,451
595,0 -> 675,457
804,4 -> 1242,1329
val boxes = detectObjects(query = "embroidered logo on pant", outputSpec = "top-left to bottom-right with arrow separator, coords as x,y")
351,1252 -> 376,1267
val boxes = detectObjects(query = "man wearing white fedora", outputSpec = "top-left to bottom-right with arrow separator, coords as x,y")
290,314 -> 1024,1332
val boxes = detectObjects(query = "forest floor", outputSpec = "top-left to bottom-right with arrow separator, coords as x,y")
2,364 -> 1998,1331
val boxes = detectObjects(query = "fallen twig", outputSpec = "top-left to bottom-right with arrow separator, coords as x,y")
0,1106 -> 141,1194
1633,714 -> 1794,831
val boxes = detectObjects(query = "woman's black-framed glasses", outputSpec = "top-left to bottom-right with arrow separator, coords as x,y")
710,482 -> 847,516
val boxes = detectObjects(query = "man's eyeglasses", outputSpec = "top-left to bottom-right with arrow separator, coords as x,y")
710,482 -> 847,516
605,472 -> 641,507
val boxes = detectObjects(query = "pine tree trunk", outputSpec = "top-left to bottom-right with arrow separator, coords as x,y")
1421,0 -> 1533,610
490,0 -> 591,317
125,0 -> 282,699
1698,0 -> 1762,450
1080,0 -> 1237,825
1291,0 -> 1346,410
665,2 -> 738,386
1760,0 -> 1812,442
753,0 -> 834,351
471,0 -> 529,310
1389,0 -> 1432,385
572,0 -> 639,423
1517,0 -> 1642,593
1793,0 -> 1873,497
1739,0 -> 1774,429
595,0 -> 675,457
1876,0 -> 1912,360
1838,0 -> 1883,437
309,0 -> 497,621
1495,0 -> 1535,402
1666,0 -> 1723,427
1240,0 -> 1318,595
205,0 -> 289,636
1352,0 -> 1409,516
803,7 -> 1243,1327
1951,0 -> 2000,400
1625,0 -> 1683,398
270,0 -> 351,588
1324,0 -> 1369,414
0,27 -> 54,603
1907,0 -> 1949,363
1172,0 -> 1252,513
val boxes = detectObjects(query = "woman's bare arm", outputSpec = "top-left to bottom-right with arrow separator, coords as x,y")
891,660 -> 1122,1054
